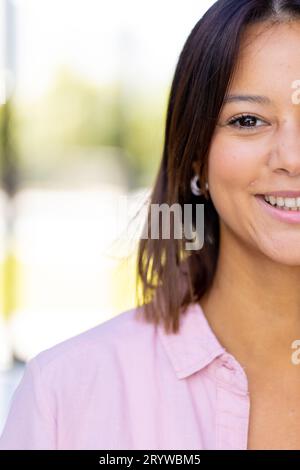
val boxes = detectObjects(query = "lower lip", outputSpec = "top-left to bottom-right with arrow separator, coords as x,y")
255,195 -> 300,224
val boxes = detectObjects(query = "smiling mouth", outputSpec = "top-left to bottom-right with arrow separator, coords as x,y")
255,194 -> 300,212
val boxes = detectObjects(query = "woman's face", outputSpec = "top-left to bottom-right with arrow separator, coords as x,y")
208,20 -> 300,265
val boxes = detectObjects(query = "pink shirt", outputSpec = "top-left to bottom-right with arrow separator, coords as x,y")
0,302 -> 250,450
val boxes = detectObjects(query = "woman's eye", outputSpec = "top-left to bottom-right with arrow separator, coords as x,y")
227,114 -> 267,131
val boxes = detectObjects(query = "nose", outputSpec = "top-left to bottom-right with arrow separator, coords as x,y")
269,120 -> 300,176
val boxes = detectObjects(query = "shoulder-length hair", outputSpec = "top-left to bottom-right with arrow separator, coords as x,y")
135,0 -> 300,334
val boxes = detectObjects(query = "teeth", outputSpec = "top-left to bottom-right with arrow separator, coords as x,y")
269,196 -> 276,205
276,197 -> 285,207
263,195 -> 300,210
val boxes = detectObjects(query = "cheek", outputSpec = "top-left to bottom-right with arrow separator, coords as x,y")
208,136 -> 263,189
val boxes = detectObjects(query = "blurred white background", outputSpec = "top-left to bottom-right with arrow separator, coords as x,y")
0,0 -> 216,434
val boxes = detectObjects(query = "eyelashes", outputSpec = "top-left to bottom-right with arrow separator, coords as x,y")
226,113 -> 268,132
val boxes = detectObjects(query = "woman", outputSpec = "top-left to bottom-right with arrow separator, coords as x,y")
1,0 -> 300,450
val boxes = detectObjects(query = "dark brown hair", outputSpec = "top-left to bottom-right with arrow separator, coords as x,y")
135,0 -> 300,334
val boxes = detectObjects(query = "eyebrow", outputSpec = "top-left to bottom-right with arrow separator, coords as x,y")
223,94 -> 272,105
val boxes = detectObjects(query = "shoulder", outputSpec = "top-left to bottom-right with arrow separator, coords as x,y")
0,306 -> 163,449
30,305 -> 157,382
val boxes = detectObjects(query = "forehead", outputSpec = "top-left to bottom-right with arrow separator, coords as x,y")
227,21 -> 300,103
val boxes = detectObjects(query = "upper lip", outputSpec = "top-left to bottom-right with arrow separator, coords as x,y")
257,191 -> 300,198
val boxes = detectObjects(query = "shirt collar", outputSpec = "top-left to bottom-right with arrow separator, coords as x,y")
157,301 -> 226,379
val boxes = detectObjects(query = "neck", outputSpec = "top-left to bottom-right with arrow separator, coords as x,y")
200,223 -> 300,371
